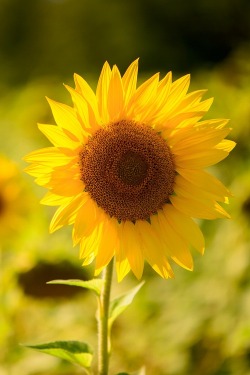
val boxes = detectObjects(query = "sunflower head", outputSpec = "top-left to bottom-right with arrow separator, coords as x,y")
24,60 -> 235,281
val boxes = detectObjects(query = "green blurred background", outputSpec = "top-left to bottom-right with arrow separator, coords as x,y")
1,0 -> 250,374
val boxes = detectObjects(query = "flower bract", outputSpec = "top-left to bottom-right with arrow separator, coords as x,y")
24,60 -> 235,280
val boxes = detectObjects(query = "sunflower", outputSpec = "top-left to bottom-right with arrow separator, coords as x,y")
0,156 -> 27,241
24,60 -> 235,281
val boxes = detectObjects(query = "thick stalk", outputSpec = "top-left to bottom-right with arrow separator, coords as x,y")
97,259 -> 114,375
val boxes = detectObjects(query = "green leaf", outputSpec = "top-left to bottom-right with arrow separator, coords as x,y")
25,340 -> 93,368
116,368 -> 146,375
134,367 -> 146,375
47,278 -> 104,296
109,281 -> 144,326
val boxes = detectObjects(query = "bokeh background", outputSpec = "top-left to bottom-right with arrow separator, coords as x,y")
1,0 -> 250,374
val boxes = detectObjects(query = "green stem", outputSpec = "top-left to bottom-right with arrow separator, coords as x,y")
97,259 -> 114,375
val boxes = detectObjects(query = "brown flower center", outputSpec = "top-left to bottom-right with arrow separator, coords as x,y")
117,150 -> 148,186
79,120 -> 175,221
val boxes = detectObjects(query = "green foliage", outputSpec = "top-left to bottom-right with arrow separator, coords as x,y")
116,368 -> 145,375
47,278 -> 104,296
109,282 -> 144,327
21,279 -> 144,373
0,0 -> 249,86
24,341 -> 93,369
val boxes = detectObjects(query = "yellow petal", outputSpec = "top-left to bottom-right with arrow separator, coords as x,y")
139,73 -> 173,124
82,253 -> 95,266
166,74 -> 190,112
49,193 -> 86,233
157,72 -> 172,99
149,72 -> 172,125
40,192 -> 71,206
156,211 -> 194,270
24,147 -> 76,166
177,168 -> 232,202
107,65 -> 124,121
216,139 -> 236,152
26,160 -> 77,187
74,73 -> 101,128
172,128 -> 231,154
35,174 -> 51,186
45,165 -> 83,196
156,82 -> 211,127
119,221 -> 144,280
46,98 -> 86,141
122,59 -> 139,106
166,119 -> 230,146
115,222 -> 131,282
136,220 -> 174,279
94,218 -> 117,275
188,97 -> 214,113
96,61 -> 112,123
64,85 -> 91,130
162,110 -> 206,129
80,222 -> 104,261
163,204 -> 205,254
38,124 -> 80,149
24,163 -> 52,178
174,174 -> 224,205
174,148 -> 230,169
174,89 -> 208,111
72,197 -> 98,246
170,194 -> 230,219
48,178 -> 83,196
127,73 -> 159,119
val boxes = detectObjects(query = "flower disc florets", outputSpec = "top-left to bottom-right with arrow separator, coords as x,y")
79,120 -> 175,222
